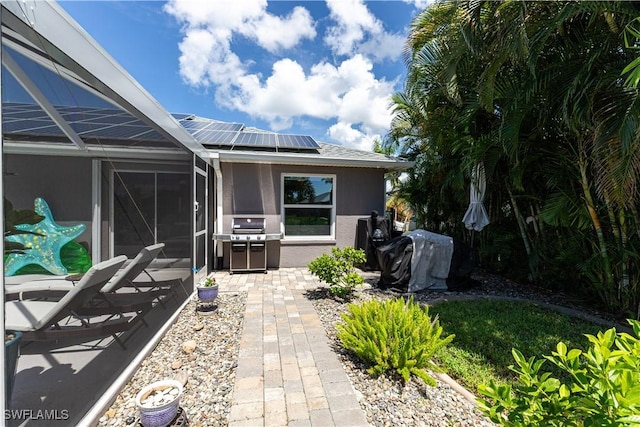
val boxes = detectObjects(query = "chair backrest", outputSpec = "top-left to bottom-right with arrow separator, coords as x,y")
100,243 -> 165,293
36,255 -> 128,329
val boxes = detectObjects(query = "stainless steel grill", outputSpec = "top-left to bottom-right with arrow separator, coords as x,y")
230,217 -> 267,273
231,217 -> 266,239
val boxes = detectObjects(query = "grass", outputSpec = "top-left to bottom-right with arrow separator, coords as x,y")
429,298 -> 607,393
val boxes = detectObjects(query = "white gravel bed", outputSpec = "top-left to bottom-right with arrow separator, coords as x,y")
98,292 -> 246,426
308,286 -> 496,427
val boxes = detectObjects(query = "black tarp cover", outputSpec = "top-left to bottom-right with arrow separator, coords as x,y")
375,234 -> 479,291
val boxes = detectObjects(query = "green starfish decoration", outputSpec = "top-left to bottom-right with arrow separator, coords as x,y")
5,198 -> 86,276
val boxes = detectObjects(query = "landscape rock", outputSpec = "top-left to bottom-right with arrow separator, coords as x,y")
174,370 -> 188,386
182,340 -> 197,354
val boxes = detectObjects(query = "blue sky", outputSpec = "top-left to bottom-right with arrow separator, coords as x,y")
58,1 -> 429,151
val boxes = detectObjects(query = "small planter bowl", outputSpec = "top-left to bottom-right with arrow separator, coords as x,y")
197,285 -> 218,302
135,379 -> 183,427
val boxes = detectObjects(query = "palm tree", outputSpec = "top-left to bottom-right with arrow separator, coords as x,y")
388,0 -> 640,316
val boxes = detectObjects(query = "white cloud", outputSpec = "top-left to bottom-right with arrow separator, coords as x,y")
403,0 -> 435,9
164,0 -> 266,32
239,6 -> 316,53
359,32 -> 407,63
324,0 -> 404,62
328,122 -> 381,152
164,0 -> 315,86
177,28 -> 244,87
222,55 -> 395,144
164,0 -> 401,151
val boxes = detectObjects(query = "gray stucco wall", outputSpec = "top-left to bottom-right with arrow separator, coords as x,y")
4,154 -> 93,247
216,162 -> 386,268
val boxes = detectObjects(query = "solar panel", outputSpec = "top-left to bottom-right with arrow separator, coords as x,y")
70,122 -> 114,135
172,113 -> 193,121
6,110 -> 50,120
196,130 -> 238,145
2,102 -> 322,151
56,105 -> 123,115
59,112 -> 101,122
206,122 -> 244,132
130,129 -> 165,141
83,115 -> 140,125
180,120 -> 211,133
277,134 -> 320,150
82,124 -> 155,139
233,132 -> 277,148
3,120 -> 60,134
2,102 -> 169,143
3,105 -> 32,114
55,105 -> 84,113
22,126 -> 68,137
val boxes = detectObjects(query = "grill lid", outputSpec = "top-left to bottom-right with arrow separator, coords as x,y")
232,217 -> 266,234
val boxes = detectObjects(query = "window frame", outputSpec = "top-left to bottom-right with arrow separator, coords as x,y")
281,173 -> 336,241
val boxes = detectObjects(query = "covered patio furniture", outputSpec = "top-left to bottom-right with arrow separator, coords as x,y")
4,256 -> 131,345
376,230 -> 479,292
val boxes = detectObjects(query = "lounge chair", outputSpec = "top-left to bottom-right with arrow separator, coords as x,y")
5,256 -> 131,346
5,243 -> 169,303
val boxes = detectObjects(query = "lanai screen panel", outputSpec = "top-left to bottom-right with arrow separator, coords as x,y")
2,45 -> 177,147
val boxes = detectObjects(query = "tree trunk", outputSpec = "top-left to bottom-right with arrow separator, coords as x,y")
507,186 -> 536,280
578,153 -> 615,292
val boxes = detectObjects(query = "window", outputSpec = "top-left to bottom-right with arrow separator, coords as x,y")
282,174 -> 335,239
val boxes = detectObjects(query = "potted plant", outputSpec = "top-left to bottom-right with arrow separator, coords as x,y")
196,276 -> 218,302
135,379 -> 183,427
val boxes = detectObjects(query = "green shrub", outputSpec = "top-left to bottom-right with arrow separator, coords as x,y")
308,247 -> 366,299
477,319 -> 640,426
336,297 -> 455,386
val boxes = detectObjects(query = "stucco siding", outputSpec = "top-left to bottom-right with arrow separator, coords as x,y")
216,161 -> 386,268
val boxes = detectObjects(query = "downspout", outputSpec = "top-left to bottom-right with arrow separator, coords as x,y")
211,154 -> 224,269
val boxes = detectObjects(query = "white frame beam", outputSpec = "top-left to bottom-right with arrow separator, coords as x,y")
2,47 -> 86,150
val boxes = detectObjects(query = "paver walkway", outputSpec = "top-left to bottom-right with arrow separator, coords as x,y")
218,268 -> 369,427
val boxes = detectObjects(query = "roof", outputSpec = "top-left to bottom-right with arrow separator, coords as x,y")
3,101 -> 413,169
212,141 -> 413,171
180,114 -> 413,170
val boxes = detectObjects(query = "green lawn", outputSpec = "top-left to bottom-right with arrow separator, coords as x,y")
429,298 -> 608,393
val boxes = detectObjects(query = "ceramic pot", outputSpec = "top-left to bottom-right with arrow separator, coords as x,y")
135,379 -> 183,427
197,285 -> 218,302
